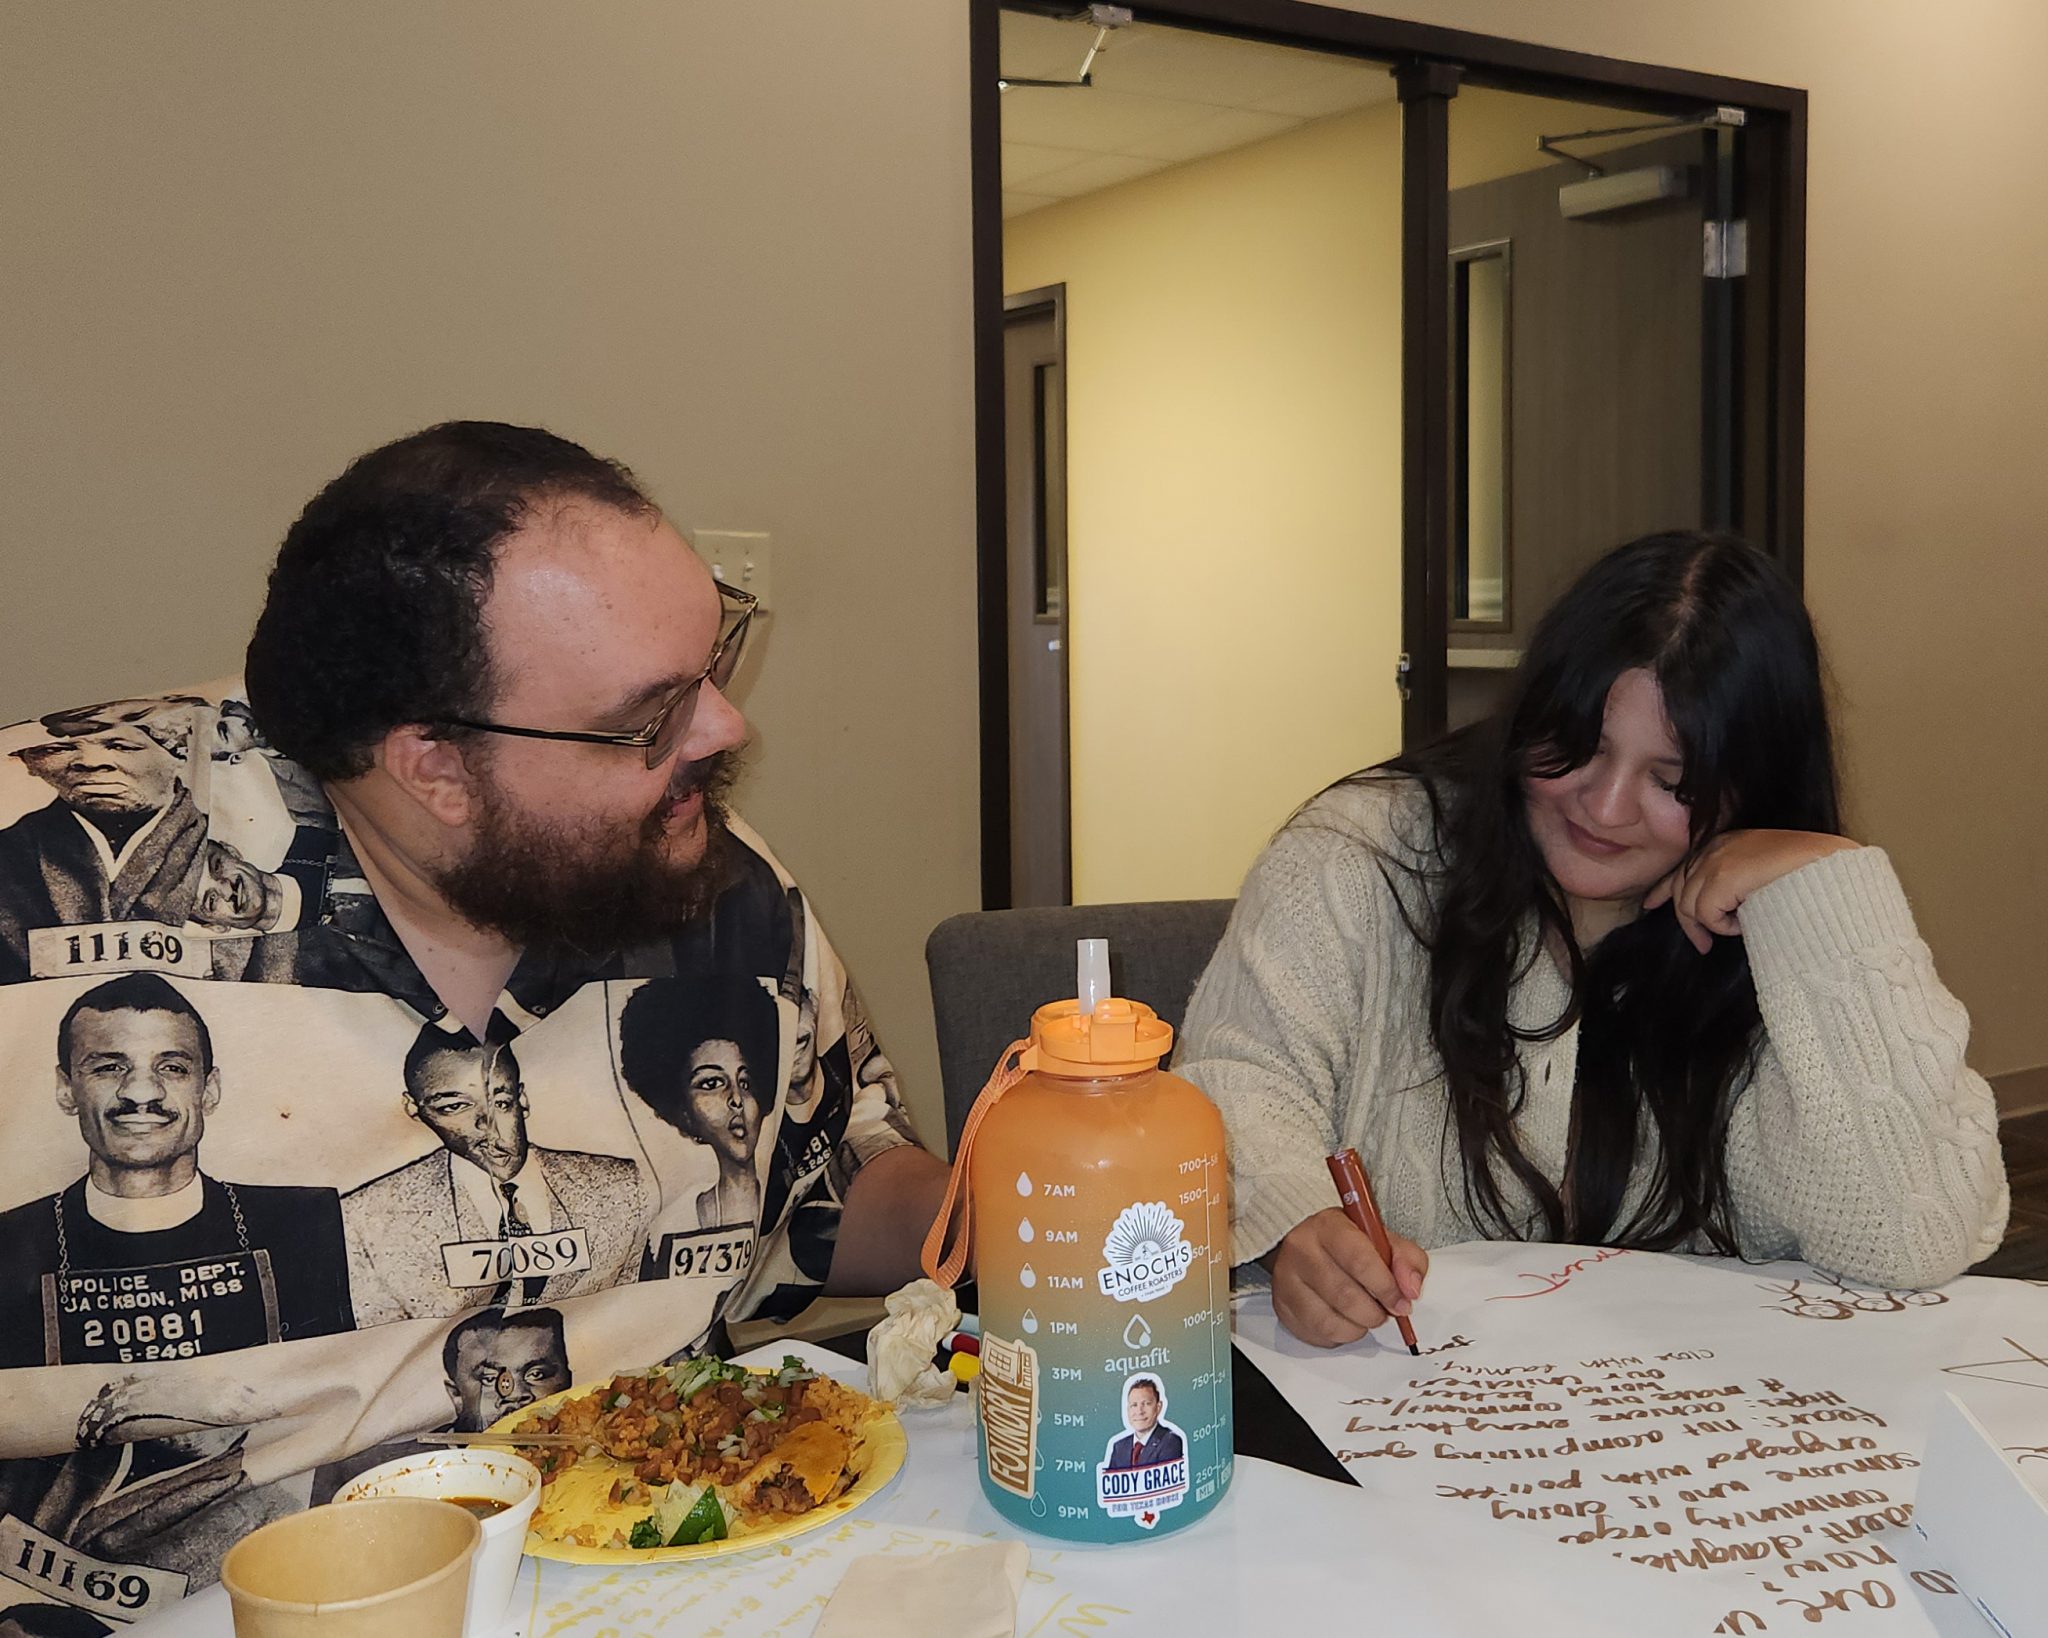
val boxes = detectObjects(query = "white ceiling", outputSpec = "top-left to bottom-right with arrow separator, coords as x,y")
1000,11 -> 1396,219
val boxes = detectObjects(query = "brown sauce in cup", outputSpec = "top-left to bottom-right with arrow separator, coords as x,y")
447,1496 -> 513,1519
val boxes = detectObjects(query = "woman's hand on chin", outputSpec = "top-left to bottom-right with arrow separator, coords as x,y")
1645,829 -> 1861,954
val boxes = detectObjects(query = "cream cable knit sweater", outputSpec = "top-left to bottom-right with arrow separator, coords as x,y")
1176,780 -> 2009,1289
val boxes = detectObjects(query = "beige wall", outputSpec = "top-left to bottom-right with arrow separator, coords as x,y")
0,1 -> 980,1148
4,0 -> 2044,1118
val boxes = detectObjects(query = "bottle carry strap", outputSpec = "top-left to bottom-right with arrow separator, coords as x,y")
919,1038 -> 1033,1290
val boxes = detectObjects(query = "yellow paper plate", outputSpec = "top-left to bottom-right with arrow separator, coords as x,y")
487,1371 -> 907,1565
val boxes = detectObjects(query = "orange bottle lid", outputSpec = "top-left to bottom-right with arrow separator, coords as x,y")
1026,996 -> 1173,1079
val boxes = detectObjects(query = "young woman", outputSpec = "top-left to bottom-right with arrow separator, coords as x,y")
1176,532 -> 2008,1347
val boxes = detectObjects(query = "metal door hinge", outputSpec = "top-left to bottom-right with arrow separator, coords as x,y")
1704,219 -> 1748,279
1395,652 -> 1413,701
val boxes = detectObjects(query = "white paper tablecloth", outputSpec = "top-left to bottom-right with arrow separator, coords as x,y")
127,1334 -> 1735,1637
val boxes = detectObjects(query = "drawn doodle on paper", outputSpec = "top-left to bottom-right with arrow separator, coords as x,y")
1941,1335 -> 2048,1393
2008,1445 -> 2048,1464
1486,1246 -> 1631,1301
1756,1269 -> 1948,1321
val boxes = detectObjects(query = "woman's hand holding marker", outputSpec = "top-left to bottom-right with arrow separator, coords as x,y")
1645,828 -> 1861,955
1264,1207 -> 1429,1350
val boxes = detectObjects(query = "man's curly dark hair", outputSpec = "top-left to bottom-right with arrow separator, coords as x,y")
243,421 -> 656,781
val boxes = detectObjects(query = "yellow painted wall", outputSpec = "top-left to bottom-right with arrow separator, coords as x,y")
1003,87 -> 1621,904
1005,103 -> 1404,904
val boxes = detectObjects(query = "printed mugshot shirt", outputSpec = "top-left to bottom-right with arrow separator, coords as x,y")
0,687 -> 919,1632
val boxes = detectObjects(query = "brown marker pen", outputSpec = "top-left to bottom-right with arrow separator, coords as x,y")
1326,1147 -> 1420,1355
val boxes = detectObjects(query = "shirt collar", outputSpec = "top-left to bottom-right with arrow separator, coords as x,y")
85,1172 -> 206,1233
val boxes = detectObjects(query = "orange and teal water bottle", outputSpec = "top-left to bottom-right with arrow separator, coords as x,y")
922,940 -> 1233,1541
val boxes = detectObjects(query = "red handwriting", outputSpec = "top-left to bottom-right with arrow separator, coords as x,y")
1489,1247 -> 1632,1301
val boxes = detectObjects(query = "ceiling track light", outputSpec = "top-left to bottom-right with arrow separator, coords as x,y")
998,5 -> 1131,92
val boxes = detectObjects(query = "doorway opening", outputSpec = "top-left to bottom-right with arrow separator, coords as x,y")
971,0 -> 1806,910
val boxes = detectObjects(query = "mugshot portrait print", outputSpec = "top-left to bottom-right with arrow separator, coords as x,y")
0,700 -> 211,983
0,972 -> 353,1368
441,1304 -> 572,1431
339,1026 -> 646,1327
618,973 -> 779,1285
0,1366 -> 303,1614
307,1304 -> 576,1504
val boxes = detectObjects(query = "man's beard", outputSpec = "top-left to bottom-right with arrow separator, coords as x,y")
435,749 -> 742,952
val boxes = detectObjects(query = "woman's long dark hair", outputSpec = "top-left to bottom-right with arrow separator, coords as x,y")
1356,531 -> 1841,1251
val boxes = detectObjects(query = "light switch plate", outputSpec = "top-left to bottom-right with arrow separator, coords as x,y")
694,529 -> 772,611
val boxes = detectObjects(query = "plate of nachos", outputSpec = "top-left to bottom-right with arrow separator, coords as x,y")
490,1353 -> 906,1563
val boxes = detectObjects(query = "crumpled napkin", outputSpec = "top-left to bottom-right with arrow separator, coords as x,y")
866,1278 -> 962,1407
814,1541 -> 1029,1638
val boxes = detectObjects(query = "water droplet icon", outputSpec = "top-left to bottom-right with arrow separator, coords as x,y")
1017,1217 -> 1035,1243
1021,1309 -> 1039,1334
1124,1315 -> 1152,1349
1015,1171 -> 1034,1198
1020,1263 -> 1037,1289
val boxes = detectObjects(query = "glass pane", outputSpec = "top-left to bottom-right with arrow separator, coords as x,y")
1445,87 -> 1719,729
1453,246 -> 1510,627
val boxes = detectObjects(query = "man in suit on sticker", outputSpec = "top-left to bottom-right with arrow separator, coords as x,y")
0,973 -> 353,1367
1104,1376 -> 1185,1471
340,1028 -> 644,1325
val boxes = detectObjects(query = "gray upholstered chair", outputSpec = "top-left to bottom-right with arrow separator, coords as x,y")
924,899 -> 1234,1150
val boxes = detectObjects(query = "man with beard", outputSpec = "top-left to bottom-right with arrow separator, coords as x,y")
0,699 -> 211,982
0,421 -> 947,1611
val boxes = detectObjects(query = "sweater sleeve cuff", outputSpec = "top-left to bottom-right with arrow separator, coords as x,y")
1232,1167 -> 1340,1267
1739,845 -> 1920,989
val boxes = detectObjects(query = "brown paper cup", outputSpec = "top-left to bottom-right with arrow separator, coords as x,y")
219,1495 -> 479,1638
333,1449 -> 541,1637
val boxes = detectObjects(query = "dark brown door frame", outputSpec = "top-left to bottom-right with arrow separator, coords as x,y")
971,0 -> 1808,906
1396,56 -> 1461,746
1002,282 -> 1074,906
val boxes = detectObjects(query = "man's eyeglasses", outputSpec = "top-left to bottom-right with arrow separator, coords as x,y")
442,582 -> 757,769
